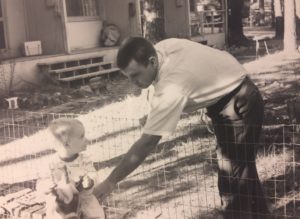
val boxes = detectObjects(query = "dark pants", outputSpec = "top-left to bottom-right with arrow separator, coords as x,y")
207,76 -> 270,219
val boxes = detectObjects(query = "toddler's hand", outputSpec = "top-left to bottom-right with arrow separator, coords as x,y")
93,178 -> 116,201
55,182 -> 77,204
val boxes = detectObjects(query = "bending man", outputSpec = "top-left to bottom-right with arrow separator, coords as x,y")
94,37 -> 270,219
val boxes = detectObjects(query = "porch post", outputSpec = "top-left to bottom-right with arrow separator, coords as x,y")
225,0 -> 229,46
60,0 -> 71,54
134,0 -> 143,37
186,0 -> 192,38
128,0 -> 143,37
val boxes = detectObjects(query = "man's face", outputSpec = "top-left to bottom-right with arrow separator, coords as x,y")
66,123 -> 88,155
121,57 -> 158,88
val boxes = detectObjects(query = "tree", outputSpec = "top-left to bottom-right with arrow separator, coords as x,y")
228,0 -> 251,46
284,0 -> 297,53
274,0 -> 284,38
295,1 -> 300,36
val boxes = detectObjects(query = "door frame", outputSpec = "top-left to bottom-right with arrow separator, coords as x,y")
0,0 -> 8,53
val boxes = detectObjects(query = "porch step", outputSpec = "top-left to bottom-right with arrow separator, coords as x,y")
48,61 -> 113,75
38,54 -> 119,87
38,54 -> 105,68
58,68 -> 120,82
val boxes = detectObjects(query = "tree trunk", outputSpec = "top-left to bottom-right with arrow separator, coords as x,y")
271,0 -> 276,28
274,0 -> 284,38
259,0 -> 265,25
228,0 -> 251,46
295,0 -> 300,36
296,0 -> 300,18
284,0 -> 297,53
141,0 -> 165,43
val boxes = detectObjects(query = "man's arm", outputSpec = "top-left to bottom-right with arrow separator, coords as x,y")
94,133 -> 161,199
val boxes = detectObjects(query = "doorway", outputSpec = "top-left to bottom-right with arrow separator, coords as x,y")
140,0 -> 165,43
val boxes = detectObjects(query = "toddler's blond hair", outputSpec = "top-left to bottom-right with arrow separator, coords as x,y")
49,118 -> 84,148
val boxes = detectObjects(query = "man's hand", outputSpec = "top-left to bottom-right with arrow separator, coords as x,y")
93,134 -> 161,202
82,175 -> 94,190
93,179 -> 116,201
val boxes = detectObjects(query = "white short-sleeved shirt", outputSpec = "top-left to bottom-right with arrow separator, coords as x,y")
143,38 -> 246,136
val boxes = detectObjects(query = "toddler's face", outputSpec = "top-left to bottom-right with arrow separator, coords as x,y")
66,124 -> 88,155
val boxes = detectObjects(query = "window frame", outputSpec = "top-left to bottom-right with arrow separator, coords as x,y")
65,0 -> 101,22
0,0 -> 7,52
189,0 -> 226,37
202,9 -> 226,34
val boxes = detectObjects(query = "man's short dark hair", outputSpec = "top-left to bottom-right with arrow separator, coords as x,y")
117,37 -> 156,69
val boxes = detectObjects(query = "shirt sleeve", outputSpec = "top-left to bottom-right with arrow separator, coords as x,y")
143,84 -> 188,136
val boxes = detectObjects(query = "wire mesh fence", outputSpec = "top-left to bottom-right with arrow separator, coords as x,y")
0,109 -> 299,219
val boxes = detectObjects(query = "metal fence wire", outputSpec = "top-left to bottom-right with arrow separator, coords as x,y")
0,109 -> 300,219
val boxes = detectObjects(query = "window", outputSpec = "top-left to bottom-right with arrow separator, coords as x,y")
189,0 -> 225,36
0,0 -> 6,50
66,0 -> 99,17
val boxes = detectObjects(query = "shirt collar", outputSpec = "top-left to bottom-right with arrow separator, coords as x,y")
59,153 -> 79,162
153,50 -> 163,85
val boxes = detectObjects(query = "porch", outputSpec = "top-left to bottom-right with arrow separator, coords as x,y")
0,47 -> 119,94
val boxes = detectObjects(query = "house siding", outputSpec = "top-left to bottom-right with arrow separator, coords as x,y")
25,0 -> 65,55
164,0 -> 190,38
104,0 -> 142,41
66,19 -> 103,51
0,0 -> 27,59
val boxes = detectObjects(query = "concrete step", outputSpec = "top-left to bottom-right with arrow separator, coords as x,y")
48,61 -> 113,74
38,54 -> 104,69
58,68 -> 120,82
38,54 -> 119,87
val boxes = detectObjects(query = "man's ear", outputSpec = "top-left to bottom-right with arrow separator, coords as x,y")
148,56 -> 158,67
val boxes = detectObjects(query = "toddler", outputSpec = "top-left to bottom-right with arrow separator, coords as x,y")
36,118 -> 105,219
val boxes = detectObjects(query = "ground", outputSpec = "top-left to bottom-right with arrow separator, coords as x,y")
1,27 -> 300,219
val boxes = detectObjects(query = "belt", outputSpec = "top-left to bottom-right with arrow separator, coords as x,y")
206,76 -> 249,116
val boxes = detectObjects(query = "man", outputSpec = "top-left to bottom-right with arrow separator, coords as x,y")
94,37 -> 270,218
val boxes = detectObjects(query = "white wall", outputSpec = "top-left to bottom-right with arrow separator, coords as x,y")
67,20 -> 103,51
205,33 -> 226,49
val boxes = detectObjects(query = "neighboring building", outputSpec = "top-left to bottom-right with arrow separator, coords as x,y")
0,0 -> 228,94
0,0 -> 142,59
0,0 -> 142,94
140,0 -> 227,48
164,0 -> 227,48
